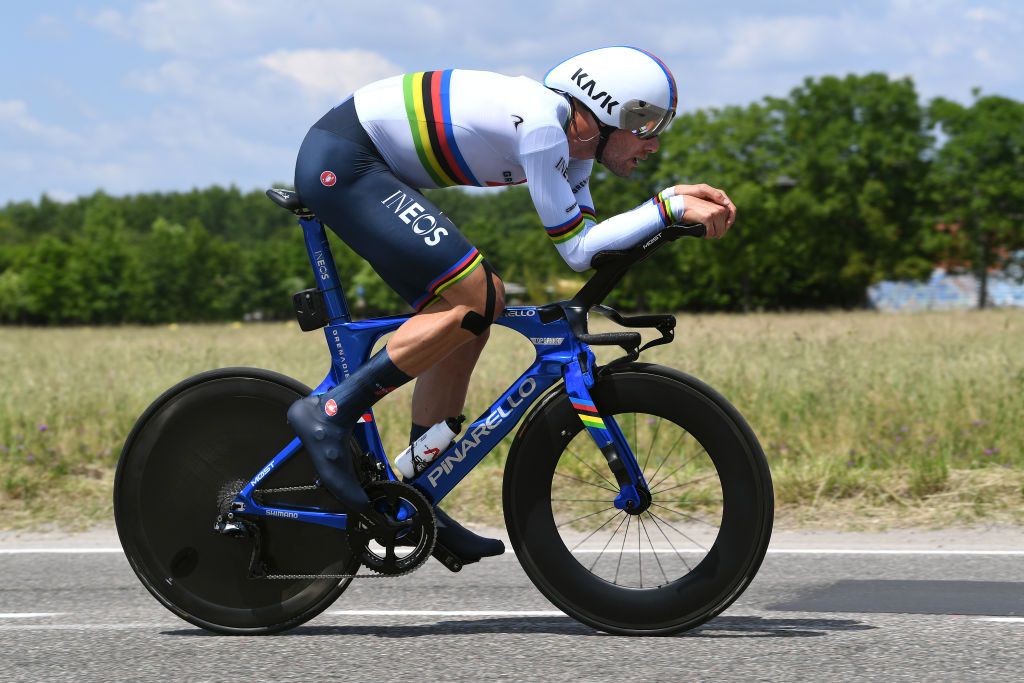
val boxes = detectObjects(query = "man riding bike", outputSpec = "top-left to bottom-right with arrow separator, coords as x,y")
287,46 -> 737,564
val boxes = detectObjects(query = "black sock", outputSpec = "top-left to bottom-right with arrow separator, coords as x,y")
409,422 -> 430,446
320,347 -> 412,425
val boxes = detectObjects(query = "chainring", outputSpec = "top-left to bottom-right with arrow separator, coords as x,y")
346,481 -> 436,576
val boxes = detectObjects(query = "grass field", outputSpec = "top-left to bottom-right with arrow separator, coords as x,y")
1,310 -> 1022,531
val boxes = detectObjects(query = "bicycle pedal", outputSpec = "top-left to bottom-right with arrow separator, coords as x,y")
431,542 -> 476,572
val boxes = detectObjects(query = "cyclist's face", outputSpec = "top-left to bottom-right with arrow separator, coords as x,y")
601,129 -> 660,178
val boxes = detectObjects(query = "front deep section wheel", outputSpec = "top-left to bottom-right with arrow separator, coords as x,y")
503,363 -> 773,636
114,368 -> 361,635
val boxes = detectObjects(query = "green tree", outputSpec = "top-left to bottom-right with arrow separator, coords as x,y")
928,94 -> 1024,308
20,234 -> 74,323
64,196 -> 134,323
0,269 -> 29,322
777,74 -> 934,305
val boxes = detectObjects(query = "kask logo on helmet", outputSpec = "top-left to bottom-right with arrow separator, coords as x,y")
570,68 -> 620,115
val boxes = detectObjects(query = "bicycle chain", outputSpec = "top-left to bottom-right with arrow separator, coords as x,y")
250,482 -> 434,581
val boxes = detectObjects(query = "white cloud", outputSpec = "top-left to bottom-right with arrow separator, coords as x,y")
87,0 -> 283,57
258,49 -> 403,99
720,13 -> 874,70
125,60 -> 203,95
0,100 -> 84,147
965,7 -> 1005,22
6,0 -> 1019,204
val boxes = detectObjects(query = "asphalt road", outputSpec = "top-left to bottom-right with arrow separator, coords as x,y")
1,533 -> 1022,682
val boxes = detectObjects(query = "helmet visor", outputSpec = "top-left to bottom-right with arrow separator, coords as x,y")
620,100 -> 675,139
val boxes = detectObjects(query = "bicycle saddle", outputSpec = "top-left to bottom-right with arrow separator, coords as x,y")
266,188 -> 313,217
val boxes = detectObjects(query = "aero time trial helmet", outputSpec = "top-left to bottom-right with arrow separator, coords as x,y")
544,46 -> 678,139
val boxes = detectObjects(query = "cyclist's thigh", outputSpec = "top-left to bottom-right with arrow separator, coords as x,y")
432,260 -> 505,315
296,129 -> 484,313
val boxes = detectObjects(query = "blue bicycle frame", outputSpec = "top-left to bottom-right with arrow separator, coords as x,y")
232,214 -> 653,529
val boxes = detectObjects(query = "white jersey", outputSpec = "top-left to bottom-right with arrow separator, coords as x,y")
352,69 -> 686,272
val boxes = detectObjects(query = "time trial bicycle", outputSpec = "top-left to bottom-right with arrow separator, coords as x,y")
113,188 -> 773,636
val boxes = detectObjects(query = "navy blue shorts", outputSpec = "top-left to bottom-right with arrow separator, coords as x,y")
294,99 -> 484,312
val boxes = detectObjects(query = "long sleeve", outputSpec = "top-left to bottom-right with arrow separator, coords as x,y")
519,132 -> 686,271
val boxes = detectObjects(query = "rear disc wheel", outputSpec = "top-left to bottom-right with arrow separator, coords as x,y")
114,368 -> 361,635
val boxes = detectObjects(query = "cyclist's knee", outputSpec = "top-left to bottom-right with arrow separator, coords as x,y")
458,267 -> 504,336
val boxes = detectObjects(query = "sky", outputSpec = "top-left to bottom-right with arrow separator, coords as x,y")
2,0 -> 1022,204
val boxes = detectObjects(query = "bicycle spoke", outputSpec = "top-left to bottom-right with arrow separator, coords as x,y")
645,429 -> 688,484
648,450 -> 702,491
638,510 -> 643,588
650,502 -> 719,528
588,511 -> 629,572
641,416 -> 662,477
556,505 -> 617,530
626,413 -> 634,466
650,471 -> 720,496
639,516 -> 669,586
648,509 -> 709,553
646,511 -> 693,573
569,508 -> 624,552
551,499 -> 616,503
554,471 -> 618,493
564,445 -> 618,491
613,514 -> 632,585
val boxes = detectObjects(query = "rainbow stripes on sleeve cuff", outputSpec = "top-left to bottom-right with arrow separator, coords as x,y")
571,397 -> 607,430
546,207 -> 597,244
546,212 -> 586,243
402,70 -> 482,188
652,189 -> 676,226
411,247 -> 484,312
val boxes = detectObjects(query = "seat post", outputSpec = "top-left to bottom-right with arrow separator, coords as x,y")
299,216 -> 352,323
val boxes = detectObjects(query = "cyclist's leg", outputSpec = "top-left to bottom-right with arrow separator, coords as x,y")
287,106 -> 504,517
385,267 -> 508,559
410,322 -> 490,425
385,264 -> 505,376
404,321 -> 506,560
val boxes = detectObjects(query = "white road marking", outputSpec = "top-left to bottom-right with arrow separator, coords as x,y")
0,613 -> 65,619
1,612 -> 1021,631
0,623 -> 173,631
1,547 -> 1022,556
327,609 -> 563,617
570,549 -> 1024,556
769,549 -> 1024,556
0,548 -> 123,554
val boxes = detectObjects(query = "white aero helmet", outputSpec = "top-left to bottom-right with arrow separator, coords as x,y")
544,46 -> 678,139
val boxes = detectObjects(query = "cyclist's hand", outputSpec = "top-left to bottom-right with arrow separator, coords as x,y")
675,184 -> 736,239
680,195 -> 732,239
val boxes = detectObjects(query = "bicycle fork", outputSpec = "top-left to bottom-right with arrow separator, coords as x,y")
563,349 -> 651,513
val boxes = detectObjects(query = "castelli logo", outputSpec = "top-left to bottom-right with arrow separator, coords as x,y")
324,399 -> 338,417
320,170 -> 337,187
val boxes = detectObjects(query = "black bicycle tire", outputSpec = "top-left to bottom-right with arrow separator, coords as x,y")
503,362 -> 773,636
114,367 -> 360,635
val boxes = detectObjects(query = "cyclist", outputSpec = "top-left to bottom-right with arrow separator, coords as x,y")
287,46 -> 736,562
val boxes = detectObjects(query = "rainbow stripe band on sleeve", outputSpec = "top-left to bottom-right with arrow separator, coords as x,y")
580,205 -> 598,223
546,211 -> 587,243
571,398 -> 607,430
411,247 -> 484,312
652,189 -> 675,226
402,70 -> 482,188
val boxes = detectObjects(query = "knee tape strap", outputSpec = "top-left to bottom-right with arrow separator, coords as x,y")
460,259 -> 496,336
